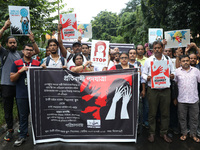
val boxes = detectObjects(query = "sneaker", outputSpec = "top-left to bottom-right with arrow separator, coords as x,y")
14,137 -> 26,147
4,129 -> 14,141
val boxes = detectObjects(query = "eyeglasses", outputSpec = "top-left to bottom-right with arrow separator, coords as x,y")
120,57 -> 128,60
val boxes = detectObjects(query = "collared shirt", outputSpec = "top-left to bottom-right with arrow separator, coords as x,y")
142,54 -> 175,87
129,61 -> 145,83
42,55 -> 67,68
136,56 -> 147,66
11,58 -> 40,98
175,66 -> 200,104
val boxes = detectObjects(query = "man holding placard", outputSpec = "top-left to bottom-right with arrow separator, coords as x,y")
142,41 -> 175,143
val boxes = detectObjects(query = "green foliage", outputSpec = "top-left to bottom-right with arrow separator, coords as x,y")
91,11 -> 119,41
0,0 -> 73,49
91,0 -> 200,45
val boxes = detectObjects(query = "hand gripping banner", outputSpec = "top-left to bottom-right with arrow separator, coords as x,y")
27,68 -> 139,144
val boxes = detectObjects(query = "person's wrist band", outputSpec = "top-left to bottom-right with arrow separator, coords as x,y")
82,65 -> 85,69
17,71 -> 21,74
2,27 -> 7,30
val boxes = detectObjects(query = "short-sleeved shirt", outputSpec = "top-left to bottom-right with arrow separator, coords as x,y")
42,55 -> 67,68
0,46 -> 22,85
11,58 -> 40,98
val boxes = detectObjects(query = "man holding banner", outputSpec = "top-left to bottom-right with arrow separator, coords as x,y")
142,41 -> 175,143
0,19 -> 40,142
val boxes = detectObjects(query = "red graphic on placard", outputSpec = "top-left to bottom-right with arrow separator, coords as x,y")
94,41 -> 106,57
59,14 -> 73,39
80,75 -> 132,119
151,61 -> 169,88
72,21 -> 77,30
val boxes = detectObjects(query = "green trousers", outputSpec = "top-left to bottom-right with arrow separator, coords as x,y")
147,87 -> 171,135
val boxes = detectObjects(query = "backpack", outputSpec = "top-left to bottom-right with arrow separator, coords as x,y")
46,55 -> 65,66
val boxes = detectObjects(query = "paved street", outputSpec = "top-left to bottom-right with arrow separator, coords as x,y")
0,121 -> 200,150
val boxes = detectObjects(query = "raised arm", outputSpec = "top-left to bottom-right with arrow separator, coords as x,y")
28,31 -> 40,55
58,24 -> 67,57
0,19 -> 11,39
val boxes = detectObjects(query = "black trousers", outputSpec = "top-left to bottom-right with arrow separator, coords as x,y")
2,85 -> 16,129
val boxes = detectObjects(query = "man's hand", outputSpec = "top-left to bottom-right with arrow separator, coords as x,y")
170,74 -> 174,80
40,64 -> 46,69
58,24 -> 62,32
28,31 -> 35,42
4,19 -> 11,29
162,39 -> 167,45
18,66 -> 28,73
140,89 -> 145,98
147,76 -> 151,81
62,66 -> 67,69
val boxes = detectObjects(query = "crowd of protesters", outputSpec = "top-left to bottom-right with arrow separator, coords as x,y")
1,18 -> 200,147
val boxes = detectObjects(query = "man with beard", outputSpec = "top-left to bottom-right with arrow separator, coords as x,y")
114,52 -> 120,65
41,39 -> 67,68
10,44 -> 40,146
142,41 -> 175,143
0,19 -> 40,141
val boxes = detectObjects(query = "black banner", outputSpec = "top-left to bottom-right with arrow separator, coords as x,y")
27,68 -> 139,144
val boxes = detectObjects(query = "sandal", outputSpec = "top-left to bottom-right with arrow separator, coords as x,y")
180,135 -> 187,141
190,135 -> 200,143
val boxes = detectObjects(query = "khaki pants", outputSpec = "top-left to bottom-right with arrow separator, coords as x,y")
147,87 -> 171,135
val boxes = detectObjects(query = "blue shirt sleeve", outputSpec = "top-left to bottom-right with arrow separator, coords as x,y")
11,62 -> 18,73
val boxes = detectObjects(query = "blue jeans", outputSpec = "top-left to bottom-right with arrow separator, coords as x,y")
16,98 -> 29,138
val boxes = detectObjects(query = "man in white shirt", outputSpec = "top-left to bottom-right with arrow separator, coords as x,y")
41,39 -> 67,68
142,41 -> 175,143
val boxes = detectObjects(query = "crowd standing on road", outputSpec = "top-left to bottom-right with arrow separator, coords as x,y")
1,18 -> 200,147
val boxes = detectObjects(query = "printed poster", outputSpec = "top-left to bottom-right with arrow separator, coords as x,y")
9,6 -> 31,35
27,68 -> 139,144
59,13 -> 78,40
148,28 -> 163,44
150,60 -> 170,89
78,24 -> 92,38
91,40 -> 109,68
164,29 -> 190,48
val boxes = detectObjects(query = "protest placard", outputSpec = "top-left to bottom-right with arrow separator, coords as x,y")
91,40 -> 109,68
9,6 -> 30,35
148,28 -> 163,44
150,60 -> 170,89
164,29 -> 190,48
59,13 -> 78,40
78,24 -> 92,38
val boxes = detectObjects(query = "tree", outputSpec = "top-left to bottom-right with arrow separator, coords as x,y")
0,0 -> 72,49
91,11 -> 119,41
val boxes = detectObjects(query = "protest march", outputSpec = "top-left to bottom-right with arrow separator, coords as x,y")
0,1 -> 200,149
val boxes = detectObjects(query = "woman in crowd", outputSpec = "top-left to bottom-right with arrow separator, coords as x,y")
109,52 -> 134,70
70,53 -> 93,73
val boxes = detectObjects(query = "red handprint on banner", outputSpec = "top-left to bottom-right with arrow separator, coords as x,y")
152,66 -> 163,76
72,21 -> 77,30
61,19 -> 71,28
164,68 -> 169,77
